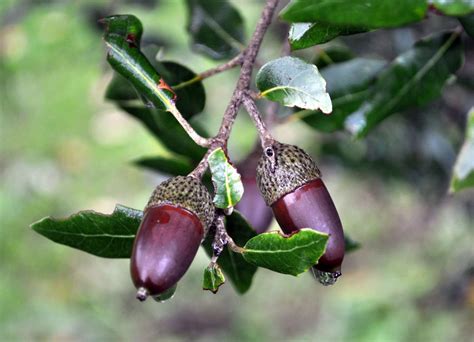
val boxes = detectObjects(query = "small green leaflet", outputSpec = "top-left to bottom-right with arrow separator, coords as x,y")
203,264 -> 226,293
242,229 -> 329,276
208,148 -> 244,209
31,205 -> 142,258
450,108 -> 474,193
256,56 -> 332,113
101,15 -> 178,114
201,211 -> 258,294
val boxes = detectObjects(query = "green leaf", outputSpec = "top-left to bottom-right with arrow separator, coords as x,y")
207,148 -> 244,209
281,0 -> 428,29
152,61 -> 206,118
242,229 -> 329,276
345,234 -> 361,253
202,264 -> 226,293
450,108 -> 474,192
345,30 -> 463,138
289,22 -> 366,50
300,58 -> 386,132
106,59 -> 206,119
256,56 -> 332,113
134,155 -> 194,175
202,211 -> 258,294
432,0 -> 474,16
459,13 -> 474,37
31,205 -> 142,258
118,104 -> 207,162
186,0 -> 245,60
101,15 -> 177,113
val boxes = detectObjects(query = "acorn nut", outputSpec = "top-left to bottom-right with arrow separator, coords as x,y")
130,176 -> 214,301
256,142 -> 345,285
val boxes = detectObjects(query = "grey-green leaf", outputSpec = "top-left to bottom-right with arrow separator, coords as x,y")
450,108 -> 474,193
280,0 -> 428,29
289,22 -> 366,50
186,0 -> 245,60
31,205 -> 142,258
344,30 -> 463,138
208,148 -> 244,209
256,56 -> 332,113
203,264 -> 226,293
201,211 -> 258,294
242,229 -> 329,276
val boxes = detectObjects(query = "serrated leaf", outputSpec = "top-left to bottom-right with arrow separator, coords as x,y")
134,155 -> 194,175
289,22 -> 366,50
242,229 -> 329,276
450,108 -> 474,193
459,13 -> 474,37
432,0 -> 474,16
344,30 -> 463,138
300,58 -> 386,132
101,15 -> 177,113
31,205 -> 142,258
208,148 -> 244,209
202,211 -> 258,294
281,0 -> 428,29
186,0 -> 245,60
256,56 -> 332,113
203,264 -> 226,293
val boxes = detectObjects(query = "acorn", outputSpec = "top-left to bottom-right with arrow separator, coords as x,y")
236,151 -> 274,234
256,142 -> 345,285
131,176 -> 214,301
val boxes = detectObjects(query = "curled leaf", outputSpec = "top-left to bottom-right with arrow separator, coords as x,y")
208,148 -> 244,209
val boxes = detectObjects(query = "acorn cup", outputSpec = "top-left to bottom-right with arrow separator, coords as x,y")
256,142 -> 345,285
131,176 -> 214,301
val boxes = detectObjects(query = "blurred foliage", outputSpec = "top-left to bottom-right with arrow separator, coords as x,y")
1,0 -> 473,341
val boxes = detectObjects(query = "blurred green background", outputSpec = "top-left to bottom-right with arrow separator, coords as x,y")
1,0 -> 473,341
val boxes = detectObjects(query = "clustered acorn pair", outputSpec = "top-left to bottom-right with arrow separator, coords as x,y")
131,141 -> 345,301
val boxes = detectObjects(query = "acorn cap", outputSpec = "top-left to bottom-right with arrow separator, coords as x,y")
145,176 -> 214,233
257,142 -> 321,206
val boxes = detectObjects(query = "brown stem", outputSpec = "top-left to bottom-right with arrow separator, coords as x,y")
172,53 -> 244,90
188,0 -> 280,178
242,95 -> 274,148
214,0 -> 280,145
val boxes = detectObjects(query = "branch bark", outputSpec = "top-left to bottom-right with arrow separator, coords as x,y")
189,0 -> 280,178
242,95 -> 274,148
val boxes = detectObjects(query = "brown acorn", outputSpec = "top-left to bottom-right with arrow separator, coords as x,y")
131,176 -> 214,301
256,142 -> 345,285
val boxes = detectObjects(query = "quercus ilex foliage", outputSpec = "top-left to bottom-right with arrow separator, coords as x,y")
32,0 -> 473,301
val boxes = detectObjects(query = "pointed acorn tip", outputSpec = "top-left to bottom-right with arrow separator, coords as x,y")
136,287 -> 149,302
